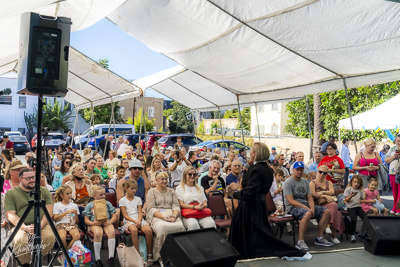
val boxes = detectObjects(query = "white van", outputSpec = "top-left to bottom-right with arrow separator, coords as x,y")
74,124 -> 135,148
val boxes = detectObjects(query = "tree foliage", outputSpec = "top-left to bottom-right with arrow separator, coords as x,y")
285,81 -> 400,141
163,101 -> 194,133
128,107 -> 155,132
197,120 -> 205,134
236,107 -> 251,132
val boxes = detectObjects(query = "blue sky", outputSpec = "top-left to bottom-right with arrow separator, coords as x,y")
71,18 -> 177,99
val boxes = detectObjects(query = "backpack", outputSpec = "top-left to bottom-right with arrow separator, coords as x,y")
337,193 -> 346,210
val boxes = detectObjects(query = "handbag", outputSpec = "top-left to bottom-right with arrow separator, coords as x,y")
116,243 -> 143,267
181,202 -> 212,219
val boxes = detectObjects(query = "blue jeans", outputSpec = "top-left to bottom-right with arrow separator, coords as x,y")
343,167 -> 350,187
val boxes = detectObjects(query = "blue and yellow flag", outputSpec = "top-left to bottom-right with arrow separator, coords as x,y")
340,125 -> 345,130
374,126 -> 380,133
361,126 -> 366,132
395,125 -> 399,133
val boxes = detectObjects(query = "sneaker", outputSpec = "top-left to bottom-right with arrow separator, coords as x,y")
331,238 -> 340,244
286,223 -> 293,233
96,260 -> 104,267
325,227 -> 332,235
315,237 -> 334,246
57,254 -> 65,265
351,235 -> 356,243
295,240 -> 310,251
311,219 -> 318,225
390,210 -> 395,215
107,257 -> 115,267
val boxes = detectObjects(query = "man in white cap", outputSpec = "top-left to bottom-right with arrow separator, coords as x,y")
165,146 -> 173,161
116,159 -> 150,204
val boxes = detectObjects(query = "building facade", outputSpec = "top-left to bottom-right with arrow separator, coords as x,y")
118,96 -> 164,131
250,102 -> 289,136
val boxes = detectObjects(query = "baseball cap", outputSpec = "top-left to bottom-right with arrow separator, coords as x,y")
271,147 -> 276,150
271,160 -> 279,165
293,162 -> 305,169
72,146 -> 77,149
129,159 -> 143,169
166,146 -> 173,151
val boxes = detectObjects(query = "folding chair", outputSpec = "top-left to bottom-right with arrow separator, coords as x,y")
207,191 -> 231,232
266,193 -> 296,245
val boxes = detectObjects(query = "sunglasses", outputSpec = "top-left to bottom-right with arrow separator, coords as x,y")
131,167 -> 143,170
65,161 -> 71,164
188,173 -> 196,177
318,170 -> 328,175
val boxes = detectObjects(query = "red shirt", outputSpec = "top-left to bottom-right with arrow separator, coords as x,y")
318,155 -> 345,184
5,140 -> 14,149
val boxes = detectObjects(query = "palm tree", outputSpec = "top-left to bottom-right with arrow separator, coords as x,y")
313,93 -> 324,153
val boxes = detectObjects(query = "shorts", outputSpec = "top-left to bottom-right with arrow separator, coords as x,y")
56,223 -> 79,232
287,205 -> 326,221
121,218 -> 149,233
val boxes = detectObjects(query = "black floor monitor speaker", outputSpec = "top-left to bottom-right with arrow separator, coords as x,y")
160,228 -> 240,267
360,216 -> 400,255
17,12 -> 71,97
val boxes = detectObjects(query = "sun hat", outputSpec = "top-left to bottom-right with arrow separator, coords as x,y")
129,159 -> 143,169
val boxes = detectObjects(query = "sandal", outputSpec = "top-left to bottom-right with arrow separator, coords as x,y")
147,254 -> 154,266
158,258 -> 164,267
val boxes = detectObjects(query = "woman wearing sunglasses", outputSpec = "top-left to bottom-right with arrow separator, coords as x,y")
52,157 -> 71,190
318,143 -> 345,188
310,165 -> 345,244
175,166 -> 216,230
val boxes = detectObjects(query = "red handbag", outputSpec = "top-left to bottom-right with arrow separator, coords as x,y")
181,202 -> 212,219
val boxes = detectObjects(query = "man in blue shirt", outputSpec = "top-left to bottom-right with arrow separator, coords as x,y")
308,151 -> 322,181
340,138 -> 351,187
269,147 -> 278,162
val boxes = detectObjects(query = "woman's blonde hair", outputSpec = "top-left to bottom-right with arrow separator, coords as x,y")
153,141 -> 159,150
317,165 -> 329,172
83,148 -> 91,156
54,185 -> 72,203
5,160 -> 24,180
180,166 -> 201,194
150,157 -> 162,172
155,171 -> 169,180
214,148 -> 221,153
364,139 -> 376,146
123,139 -> 129,145
69,162 -> 84,178
92,185 -> 105,196
253,142 -> 270,162
109,150 -> 117,158
122,179 -> 137,189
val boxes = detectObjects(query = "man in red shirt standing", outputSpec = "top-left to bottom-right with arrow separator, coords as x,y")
3,135 -> 14,149
318,142 -> 345,187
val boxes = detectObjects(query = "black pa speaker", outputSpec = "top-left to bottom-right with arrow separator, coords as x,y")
360,216 -> 400,255
17,12 -> 71,97
160,228 -> 240,267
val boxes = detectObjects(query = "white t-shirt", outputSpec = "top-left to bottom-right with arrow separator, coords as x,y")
169,161 -> 187,185
108,177 -> 119,190
119,196 -> 142,220
53,202 -> 80,226
176,184 -> 207,204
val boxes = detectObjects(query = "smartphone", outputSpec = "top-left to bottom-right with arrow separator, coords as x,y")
175,151 -> 180,158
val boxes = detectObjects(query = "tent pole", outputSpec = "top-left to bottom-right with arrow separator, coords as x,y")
254,102 -> 261,142
192,110 -> 198,145
305,95 -> 313,159
71,109 -> 78,147
138,93 -> 144,154
76,108 -> 82,153
143,98 -> 148,156
339,129 -> 341,154
343,78 -> 358,153
104,101 -> 114,160
90,103 -> 97,151
218,107 -> 225,151
236,95 -> 246,145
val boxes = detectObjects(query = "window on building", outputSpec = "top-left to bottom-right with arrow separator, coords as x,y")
19,96 -> 26,108
0,96 -> 12,105
148,106 -> 155,118
271,103 -> 278,111
64,100 -> 72,112
206,127 -> 211,134
257,105 -> 264,113
18,128 -> 26,134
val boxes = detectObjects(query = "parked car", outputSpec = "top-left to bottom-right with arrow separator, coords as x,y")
189,139 -> 250,158
9,135 -> 30,154
4,131 -> 22,136
75,124 -> 135,148
31,134 -> 37,148
157,134 -> 203,151
124,134 -> 146,148
140,134 -> 168,152
44,133 -> 66,149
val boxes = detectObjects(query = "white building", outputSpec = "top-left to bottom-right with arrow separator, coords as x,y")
0,76 -> 88,135
250,102 -> 289,136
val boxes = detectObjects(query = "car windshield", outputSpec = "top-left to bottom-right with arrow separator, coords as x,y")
6,132 -> 21,136
49,135 -> 64,139
81,127 -> 94,136
197,141 -> 213,146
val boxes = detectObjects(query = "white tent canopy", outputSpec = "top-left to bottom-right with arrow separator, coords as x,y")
64,48 -> 141,110
107,0 -> 400,111
339,93 -> 400,130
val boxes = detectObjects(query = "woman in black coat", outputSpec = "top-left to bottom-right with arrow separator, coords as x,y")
227,142 -> 305,259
